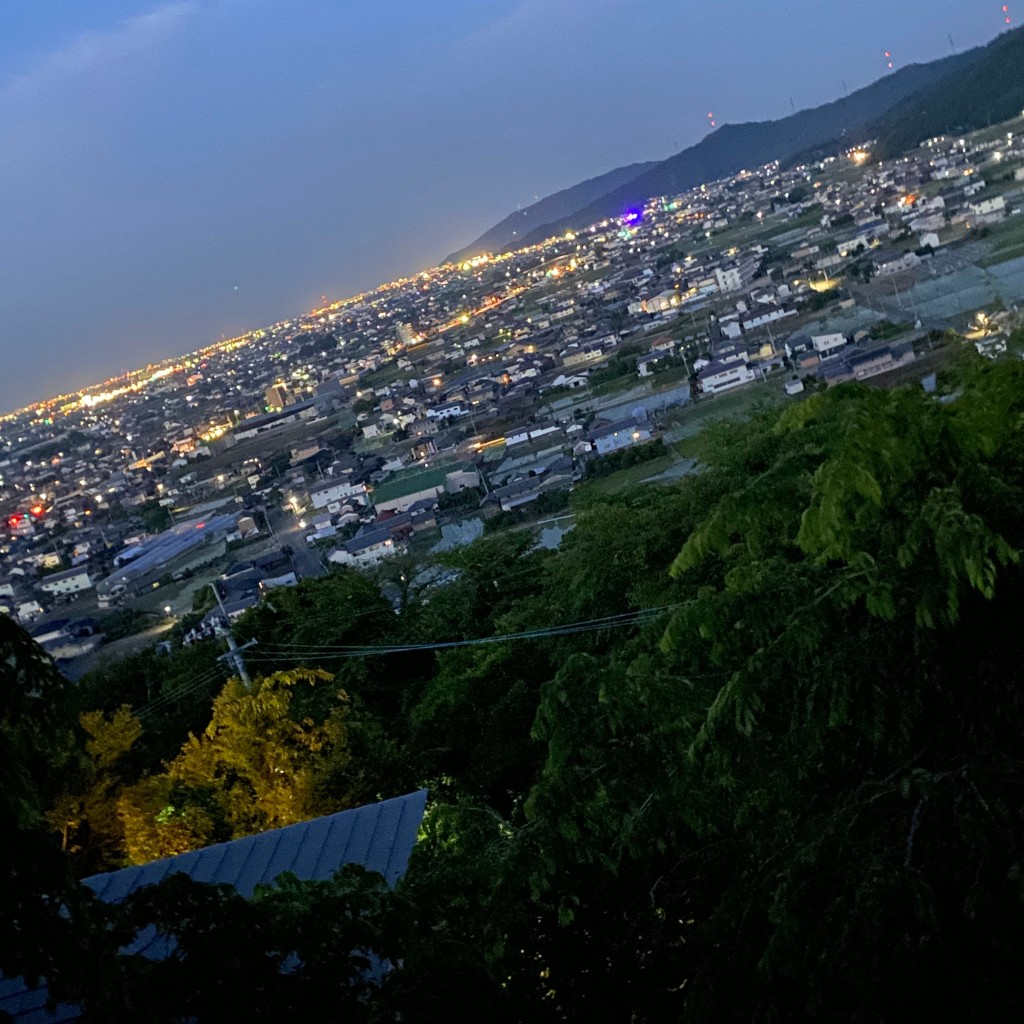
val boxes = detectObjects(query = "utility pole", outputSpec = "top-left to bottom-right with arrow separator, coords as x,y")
210,582 -> 254,689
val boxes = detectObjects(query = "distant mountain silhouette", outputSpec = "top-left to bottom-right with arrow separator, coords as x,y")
450,32 -> 1015,257
444,162 -> 658,264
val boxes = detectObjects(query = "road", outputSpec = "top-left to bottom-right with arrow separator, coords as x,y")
61,620 -> 177,680
255,504 -> 327,580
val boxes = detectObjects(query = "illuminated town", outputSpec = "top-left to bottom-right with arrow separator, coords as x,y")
2,116 -> 1024,665
5,4 -> 1024,1016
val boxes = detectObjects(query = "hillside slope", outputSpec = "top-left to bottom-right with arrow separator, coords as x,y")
872,26 -> 1024,155
507,46 -> 985,250
444,161 -> 659,264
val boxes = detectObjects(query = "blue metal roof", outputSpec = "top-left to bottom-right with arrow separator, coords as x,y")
100,512 -> 240,588
0,790 -> 428,1022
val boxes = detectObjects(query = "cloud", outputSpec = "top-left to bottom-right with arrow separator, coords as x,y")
1,1 -> 199,101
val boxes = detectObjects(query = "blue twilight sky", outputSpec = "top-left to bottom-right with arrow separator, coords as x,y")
0,1 -> 1007,410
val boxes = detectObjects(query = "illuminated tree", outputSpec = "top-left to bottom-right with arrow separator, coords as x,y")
118,669 -> 352,864
47,704 -> 143,873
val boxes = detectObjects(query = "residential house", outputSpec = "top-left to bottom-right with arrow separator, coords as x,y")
968,195 -> 1006,224
328,527 -> 402,568
588,417 -> 653,455
309,478 -> 368,510
38,566 -> 93,598
698,357 -> 756,395
425,401 -> 467,421
0,791 -> 428,1023
873,250 -> 921,277
815,340 -> 916,384
29,619 -> 101,660
490,455 -> 574,511
811,333 -> 848,360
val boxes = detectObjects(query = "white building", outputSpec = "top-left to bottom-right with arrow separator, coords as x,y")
309,479 -> 368,510
425,402 -> 466,421
741,308 -> 797,332
969,195 -> 1005,220
39,567 -> 93,598
643,291 -> 681,313
720,318 -> 744,340
589,419 -> 653,455
698,358 -> 756,395
874,251 -> 921,277
811,333 -> 847,360
17,600 -> 44,623
545,373 -> 589,391
328,529 -> 400,569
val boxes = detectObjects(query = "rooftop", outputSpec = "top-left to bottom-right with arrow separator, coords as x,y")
0,790 -> 428,1022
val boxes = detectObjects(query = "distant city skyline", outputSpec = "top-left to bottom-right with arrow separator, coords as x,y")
0,1 -> 1008,411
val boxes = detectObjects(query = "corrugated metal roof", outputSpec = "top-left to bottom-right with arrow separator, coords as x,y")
100,512 -> 239,588
0,790 -> 427,1022
0,980 -> 79,1024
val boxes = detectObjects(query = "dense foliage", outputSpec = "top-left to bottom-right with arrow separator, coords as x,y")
584,436 -> 667,478
6,355 -> 1024,1021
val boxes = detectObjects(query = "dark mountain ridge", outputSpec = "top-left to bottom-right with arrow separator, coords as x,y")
872,26 -> 1024,156
448,33 -> 1019,259
444,161 -> 659,265
511,47 -> 984,249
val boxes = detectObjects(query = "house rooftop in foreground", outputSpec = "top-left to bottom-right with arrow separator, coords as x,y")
0,790 -> 429,1022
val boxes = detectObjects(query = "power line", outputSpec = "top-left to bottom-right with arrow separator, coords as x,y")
211,582 -> 252,688
135,666 -> 227,720
135,673 -> 223,721
124,605 -> 686,728
248,606 -> 681,662
252,611 -> 653,654
256,606 -> 677,652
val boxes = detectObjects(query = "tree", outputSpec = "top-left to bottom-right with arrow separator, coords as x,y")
137,499 -> 172,534
0,615 -> 108,1001
47,705 -> 143,874
15,358 -> 1024,1022
389,362 -> 1024,1022
119,670 -> 352,864
92,865 -> 405,1023
71,639 -> 226,778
